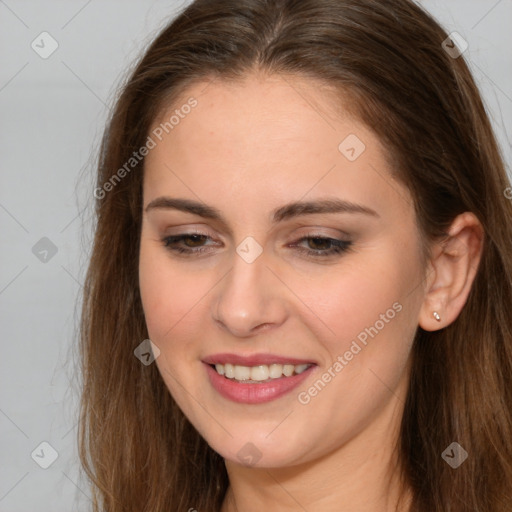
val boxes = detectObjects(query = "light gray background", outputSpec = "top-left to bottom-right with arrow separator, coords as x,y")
1,1 -> 511,510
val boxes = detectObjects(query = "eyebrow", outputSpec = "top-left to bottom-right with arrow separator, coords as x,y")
145,197 -> 380,225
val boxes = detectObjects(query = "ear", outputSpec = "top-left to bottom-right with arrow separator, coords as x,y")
418,212 -> 484,331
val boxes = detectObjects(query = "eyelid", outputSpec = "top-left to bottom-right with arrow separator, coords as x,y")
290,226 -> 352,241
162,224 -> 351,239
162,225 -> 217,238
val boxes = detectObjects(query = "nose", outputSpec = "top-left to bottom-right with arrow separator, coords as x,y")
211,248 -> 289,338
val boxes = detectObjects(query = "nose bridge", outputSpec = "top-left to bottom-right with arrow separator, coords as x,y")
212,242 -> 287,337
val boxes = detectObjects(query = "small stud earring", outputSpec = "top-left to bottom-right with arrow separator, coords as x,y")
433,311 -> 441,322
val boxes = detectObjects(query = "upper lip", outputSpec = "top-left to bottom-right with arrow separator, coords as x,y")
202,353 -> 316,366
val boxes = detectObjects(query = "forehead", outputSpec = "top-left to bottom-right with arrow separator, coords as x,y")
150,73 -> 359,160
143,73 -> 413,224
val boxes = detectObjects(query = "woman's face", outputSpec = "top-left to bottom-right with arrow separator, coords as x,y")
139,73 -> 428,468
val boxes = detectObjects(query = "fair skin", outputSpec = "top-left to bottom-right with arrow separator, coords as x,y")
138,72 -> 483,512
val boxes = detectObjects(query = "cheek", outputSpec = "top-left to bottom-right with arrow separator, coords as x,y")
138,246 -> 202,402
139,243 -> 190,341
291,265 -> 416,428
302,248 -> 417,375
139,241 -> 220,363
293,255 -> 402,339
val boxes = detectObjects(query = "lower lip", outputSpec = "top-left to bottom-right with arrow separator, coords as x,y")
203,363 -> 316,404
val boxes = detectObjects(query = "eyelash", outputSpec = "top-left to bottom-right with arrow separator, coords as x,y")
161,232 -> 353,258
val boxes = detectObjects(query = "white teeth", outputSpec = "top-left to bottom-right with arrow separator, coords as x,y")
269,364 -> 283,379
212,362 -> 312,381
251,365 -> 269,381
225,363 -> 235,378
234,365 -> 251,381
283,364 -> 294,377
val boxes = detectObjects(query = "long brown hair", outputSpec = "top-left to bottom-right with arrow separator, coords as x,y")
78,0 -> 512,510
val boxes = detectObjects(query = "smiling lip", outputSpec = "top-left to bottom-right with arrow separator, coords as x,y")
202,353 -> 317,404
202,353 -> 316,366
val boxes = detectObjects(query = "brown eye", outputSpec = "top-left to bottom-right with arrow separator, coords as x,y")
180,234 -> 208,247
307,237 -> 332,250
291,236 -> 353,258
161,233 -> 216,255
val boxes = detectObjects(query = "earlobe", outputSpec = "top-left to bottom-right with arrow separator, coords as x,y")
418,212 -> 484,331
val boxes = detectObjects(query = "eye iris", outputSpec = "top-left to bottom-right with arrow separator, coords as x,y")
184,234 -> 207,247
308,237 -> 331,250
